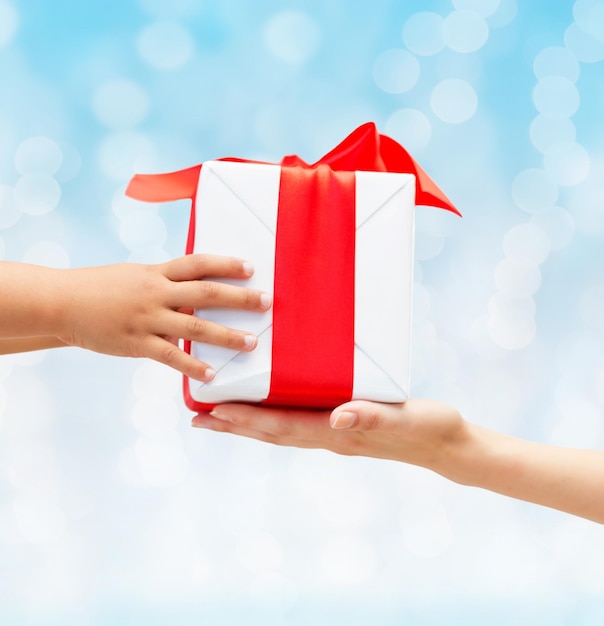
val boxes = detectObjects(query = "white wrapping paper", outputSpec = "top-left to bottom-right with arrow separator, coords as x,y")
187,160 -> 416,405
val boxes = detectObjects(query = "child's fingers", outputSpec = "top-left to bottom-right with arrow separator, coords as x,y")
169,280 -> 272,312
161,254 -> 254,282
161,311 -> 260,352
144,336 -> 216,382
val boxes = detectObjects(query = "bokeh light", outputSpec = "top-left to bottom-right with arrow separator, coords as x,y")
92,79 -> 150,130
263,11 -> 320,64
543,140 -> 590,186
563,22 -> 604,63
118,210 -> 167,250
580,284 -> 604,334
486,0 -> 517,28
571,0 -> 604,51
529,115 -> 576,154
442,10 -> 489,54
533,46 -> 580,82
98,131 -> 157,181
511,168 -> 558,213
137,0 -> 203,18
0,1 -> 18,47
532,76 -> 580,118
453,0 -> 500,18
502,222 -> 550,265
14,137 -> 63,176
494,256 -> 541,297
22,241 -> 70,268
385,108 -> 432,152
0,184 -> 21,230
430,78 -> 477,123
137,21 -> 195,70
372,49 -> 420,94
402,12 -> 445,56
530,207 -> 575,250
14,174 -> 61,216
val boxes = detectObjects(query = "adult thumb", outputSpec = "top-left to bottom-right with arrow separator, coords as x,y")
329,400 -> 404,431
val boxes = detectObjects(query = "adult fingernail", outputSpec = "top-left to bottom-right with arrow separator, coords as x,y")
243,261 -> 254,276
204,367 -> 216,382
210,409 -> 232,421
331,411 -> 358,429
260,293 -> 272,309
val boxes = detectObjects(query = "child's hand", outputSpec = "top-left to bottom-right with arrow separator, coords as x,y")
54,254 -> 271,381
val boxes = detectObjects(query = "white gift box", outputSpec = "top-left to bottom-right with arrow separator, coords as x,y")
125,122 -> 459,411
185,160 -> 416,408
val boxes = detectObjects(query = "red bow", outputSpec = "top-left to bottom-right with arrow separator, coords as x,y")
126,122 -> 460,217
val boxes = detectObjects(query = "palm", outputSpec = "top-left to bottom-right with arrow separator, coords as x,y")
192,398 -> 465,467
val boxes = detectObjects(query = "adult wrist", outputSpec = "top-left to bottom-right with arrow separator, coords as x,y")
433,421 -> 493,486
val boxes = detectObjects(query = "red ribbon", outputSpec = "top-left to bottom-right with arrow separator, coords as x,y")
125,122 -> 460,411
265,165 -> 356,408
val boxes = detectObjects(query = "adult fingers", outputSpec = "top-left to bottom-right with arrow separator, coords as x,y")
161,254 -> 254,282
191,413 -> 326,450
199,403 -> 333,440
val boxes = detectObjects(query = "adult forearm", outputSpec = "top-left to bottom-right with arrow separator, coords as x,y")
442,423 -> 604,523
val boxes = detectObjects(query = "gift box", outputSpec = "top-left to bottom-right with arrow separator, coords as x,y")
126,123 -> 459,411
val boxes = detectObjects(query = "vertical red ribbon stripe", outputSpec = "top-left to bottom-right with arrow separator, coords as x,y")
265,165 -> 356,408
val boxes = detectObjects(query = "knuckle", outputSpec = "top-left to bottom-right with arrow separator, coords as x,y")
160,344 -> 181,367
223,328 -> 244,349
139,265 -> 160,291
274,422 -> 294,438
195,253 -> 209,268
364,410 -> 383,431
201,280 -> 221,301
243,289 -> 257,308
187,315 -> 209,338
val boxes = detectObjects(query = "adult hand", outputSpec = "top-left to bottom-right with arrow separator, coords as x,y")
192,398 -> 467,470
193,398 -> 604,523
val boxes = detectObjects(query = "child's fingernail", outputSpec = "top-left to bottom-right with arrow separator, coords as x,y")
243,261 -> 254,276
331,411 -> 358,429
204,367 -> 216,382
260,293 -> 272,309
243,334 -> 257,349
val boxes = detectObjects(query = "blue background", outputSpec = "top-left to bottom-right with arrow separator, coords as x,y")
2,0 -> 604,624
